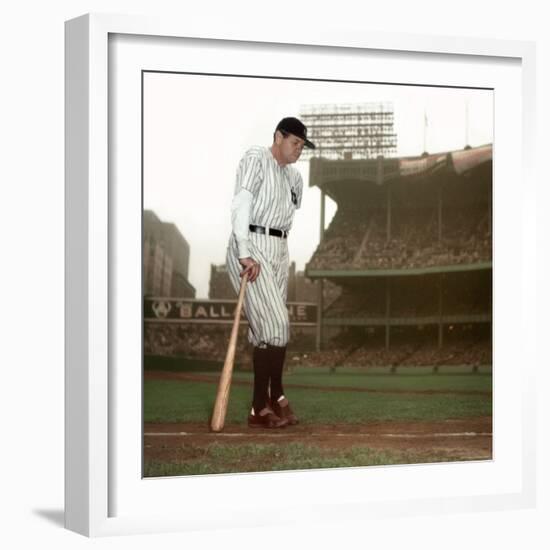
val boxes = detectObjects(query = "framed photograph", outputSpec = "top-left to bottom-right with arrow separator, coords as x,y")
65,13 -> 536,537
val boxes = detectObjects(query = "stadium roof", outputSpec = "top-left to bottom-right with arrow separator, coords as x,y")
399,144 -> 492,178
309,143 -> 493,188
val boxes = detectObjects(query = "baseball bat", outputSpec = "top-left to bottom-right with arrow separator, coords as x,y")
210,272 -> 249,432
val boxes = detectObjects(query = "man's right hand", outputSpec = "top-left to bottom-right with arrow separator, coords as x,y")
239,257 -> 261,283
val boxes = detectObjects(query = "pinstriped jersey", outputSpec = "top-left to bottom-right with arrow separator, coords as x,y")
226,145 -> 299,347
233,146 -> 303,232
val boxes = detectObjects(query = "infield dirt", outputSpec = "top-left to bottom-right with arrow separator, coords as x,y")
144,417 -> 492,463
143,368 -> 492,475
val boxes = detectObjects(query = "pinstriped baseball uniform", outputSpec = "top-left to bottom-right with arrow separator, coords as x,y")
226,146 -> 303,348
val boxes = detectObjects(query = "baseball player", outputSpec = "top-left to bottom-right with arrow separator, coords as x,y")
226,117 -> 315,428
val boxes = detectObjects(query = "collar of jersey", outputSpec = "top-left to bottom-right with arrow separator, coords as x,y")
267,146 -> 288,170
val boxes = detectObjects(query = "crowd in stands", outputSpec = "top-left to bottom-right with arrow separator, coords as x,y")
297,341 -> 491,368
290,326 -> 491,368
144,323 -> 252,366
309,209 -> 369,269
308,205 -> 491,271
324,288 -> 386,318
144,322 -> 491,368
144,323 -> 316,366
324,274 -> 491,319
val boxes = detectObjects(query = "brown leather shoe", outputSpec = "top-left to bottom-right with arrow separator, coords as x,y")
271,397 -> 299,425
247,407 -> 288,429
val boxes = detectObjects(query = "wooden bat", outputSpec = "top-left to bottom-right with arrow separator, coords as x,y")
210,272 -> 248,432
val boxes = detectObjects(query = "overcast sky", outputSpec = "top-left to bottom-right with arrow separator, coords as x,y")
143,73 -> 493,298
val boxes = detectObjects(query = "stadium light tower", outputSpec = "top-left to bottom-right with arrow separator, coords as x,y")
299,102 -> 397,160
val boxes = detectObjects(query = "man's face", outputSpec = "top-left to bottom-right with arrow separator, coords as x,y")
277,131 -> 305,164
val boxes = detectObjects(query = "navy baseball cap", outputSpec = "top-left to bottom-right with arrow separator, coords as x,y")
275,117 -> 315,149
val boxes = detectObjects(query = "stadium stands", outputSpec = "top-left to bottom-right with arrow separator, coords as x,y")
305,144 -> 493,368
144,323 -> 254,366
308,205 -> 491,271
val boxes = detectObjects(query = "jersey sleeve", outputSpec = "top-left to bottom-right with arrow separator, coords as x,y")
230,188 -> 253,259
234,150 -> 263,196
294,170 -> 303,210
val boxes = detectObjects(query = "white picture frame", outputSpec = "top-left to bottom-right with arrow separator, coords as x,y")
65,13 -> 537,537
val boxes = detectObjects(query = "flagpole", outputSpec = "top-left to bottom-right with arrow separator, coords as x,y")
423,110 -> 428,153
465,99 -> 470,147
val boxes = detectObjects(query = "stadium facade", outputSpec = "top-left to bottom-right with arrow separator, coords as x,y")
306,144 -> 492,368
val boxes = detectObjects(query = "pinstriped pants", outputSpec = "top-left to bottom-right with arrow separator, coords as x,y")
226,232 -> 290,347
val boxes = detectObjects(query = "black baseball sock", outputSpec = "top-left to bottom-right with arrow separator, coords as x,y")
267,344 -> 287,403
252,346 -> 271,414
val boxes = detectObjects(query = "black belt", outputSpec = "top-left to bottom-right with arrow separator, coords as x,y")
249,224 -> 288,239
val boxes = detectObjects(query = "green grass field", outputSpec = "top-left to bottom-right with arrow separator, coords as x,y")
143,442 -> 431,477
143,365 -> 492,476
144,367 -> 492,424
233,366 -> 492,392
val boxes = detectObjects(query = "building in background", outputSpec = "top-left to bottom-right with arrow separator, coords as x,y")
143,210 -> 195,298
208,264 -> 235,299
209,260 -> 339,307
143,237 -> 173,296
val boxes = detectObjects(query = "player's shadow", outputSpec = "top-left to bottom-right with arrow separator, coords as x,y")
33,509 -> 65,527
